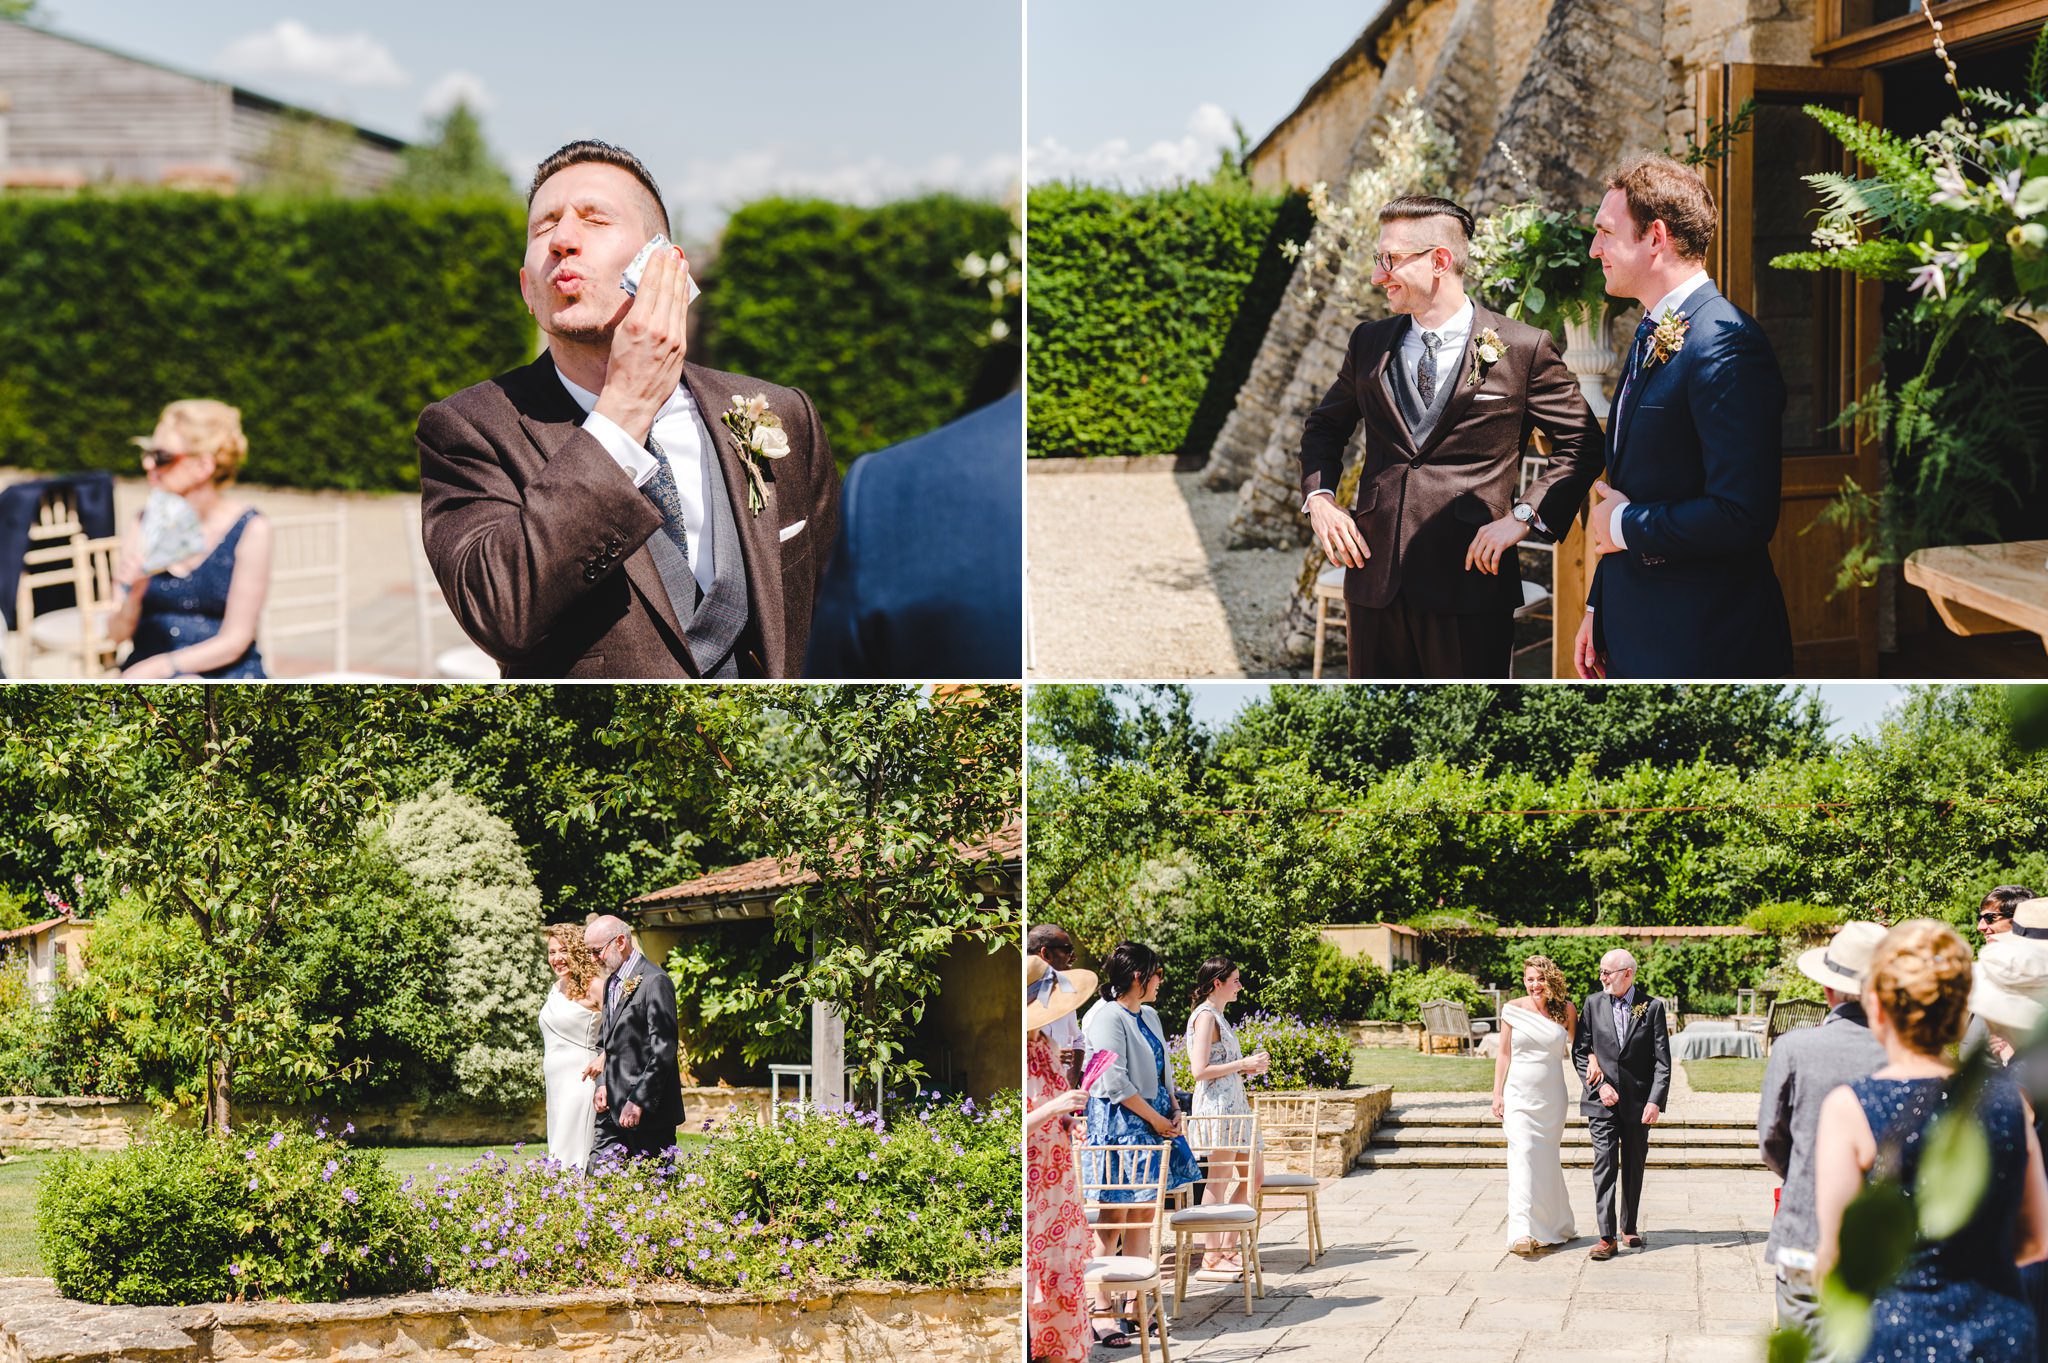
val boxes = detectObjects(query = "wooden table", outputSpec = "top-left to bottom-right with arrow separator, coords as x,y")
1905,541 -> 2048,652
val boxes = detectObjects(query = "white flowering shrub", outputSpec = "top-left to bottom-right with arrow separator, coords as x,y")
377,783 -> 547,1108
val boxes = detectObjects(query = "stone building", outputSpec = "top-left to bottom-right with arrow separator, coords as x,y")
0,17 -> 404,193
623,821 -> 1023,1105
1207,0 -> 2046,674
0,910 -> 91,1003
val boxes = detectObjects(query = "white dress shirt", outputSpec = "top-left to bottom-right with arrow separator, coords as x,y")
557,372 -> 715,590
1303,297 -> 1476,512
1607,270 -> 1710,552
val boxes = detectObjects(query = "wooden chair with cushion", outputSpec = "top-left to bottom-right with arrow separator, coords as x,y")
1170,1113 -> 1266,1316
1075,1137 -> 1172,1363
14,533 -> 122,678
1420,998 -> 1487,1055
1311,564 -> 1347,679
1251,1092 -> 1325,1264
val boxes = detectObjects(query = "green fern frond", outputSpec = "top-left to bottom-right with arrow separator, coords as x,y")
1771,240 -> 1917,280
2028,23 -> 2047,103
1803,171 -> 1925,229
1807,106 -> 1939,203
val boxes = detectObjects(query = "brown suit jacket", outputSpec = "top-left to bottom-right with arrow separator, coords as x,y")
1298,304 -> 1602,615
416,352 -> 840,678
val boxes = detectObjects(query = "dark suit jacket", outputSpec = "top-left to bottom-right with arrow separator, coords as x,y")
601,953 -> 684,1134
416,352 -> 840,679
805,392 -> 1021,678
1298,305 -> 1603,615
1589,280 -> 1793,677
1572,988 -> 1672,1121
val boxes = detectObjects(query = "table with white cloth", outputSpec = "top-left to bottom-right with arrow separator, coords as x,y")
1674,1021 -> 1763,1061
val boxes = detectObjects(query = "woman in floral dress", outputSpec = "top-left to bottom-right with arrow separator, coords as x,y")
1186,957 -> 1269,1279
1026,956 -> 1093,1363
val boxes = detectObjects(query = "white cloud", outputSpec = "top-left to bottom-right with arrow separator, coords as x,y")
422,70 -> 492,119
665,147 -> 1020,232
217,21 -> 408,88
1027,102 -> 1237,187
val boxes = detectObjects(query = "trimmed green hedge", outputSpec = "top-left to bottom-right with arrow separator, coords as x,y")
696,195 -> 1018,463
1027,181 -> 1297,459
0,192 -> 533,492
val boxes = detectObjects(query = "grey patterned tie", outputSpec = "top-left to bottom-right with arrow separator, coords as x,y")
639,434 -> 691,564
1613,315 -> 1658,426
1417,332 -> 1442,406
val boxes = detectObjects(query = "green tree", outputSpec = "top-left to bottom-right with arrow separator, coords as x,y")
387,99 -> 514,201
0,1 -> 44,21
4,687 -> 421,1129
377,782 -> 548,1107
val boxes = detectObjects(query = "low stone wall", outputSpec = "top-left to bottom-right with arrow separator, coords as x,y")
1346,1021 -> 1421,1050
0,1089 -> 776,1154
0,1274 -> 1020,1363
1262,1085 -> 1392,1174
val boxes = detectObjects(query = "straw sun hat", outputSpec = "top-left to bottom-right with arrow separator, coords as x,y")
1796,920 -> 1889,995
1026,955 -> 1097,1033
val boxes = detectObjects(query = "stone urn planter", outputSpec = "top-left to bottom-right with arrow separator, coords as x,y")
1561,307 -> 1618,419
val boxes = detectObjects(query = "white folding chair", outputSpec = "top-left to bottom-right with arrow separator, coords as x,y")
263,508 -> 348,673
16,533 -> 122,678
1171,1113 -> 1265,1315
1252,1093 -> 1326,1264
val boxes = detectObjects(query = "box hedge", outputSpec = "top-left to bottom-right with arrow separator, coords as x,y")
1027,181 -> 1306,459
0,192 -> 534,492
695,194 -> 1019,464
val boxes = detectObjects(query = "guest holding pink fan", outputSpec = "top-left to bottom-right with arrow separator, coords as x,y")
1025,956 -> 1093,1363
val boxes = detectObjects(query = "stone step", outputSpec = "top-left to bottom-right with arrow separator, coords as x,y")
1386,1113 -> 1753,1131
1372,1124 -> 1754,1149
1354,1147 -> 1763,1170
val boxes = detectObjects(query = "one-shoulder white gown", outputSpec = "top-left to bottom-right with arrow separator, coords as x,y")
540,985 -> 601,1169
1501,1002 -> 1576,1247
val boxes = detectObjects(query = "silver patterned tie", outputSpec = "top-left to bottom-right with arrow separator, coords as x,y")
639,434 -> 691,563
1417,331 -> 1442,406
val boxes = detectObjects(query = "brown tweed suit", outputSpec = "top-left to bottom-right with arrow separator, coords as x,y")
1298,303 -> 1603,677
417,352 -> 839,679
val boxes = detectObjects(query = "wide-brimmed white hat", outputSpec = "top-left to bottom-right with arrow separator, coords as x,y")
2009,897 -> 2048,939
1970,934 -> 2048,1032
1026,956 -> 1097,1033
1797,920 -> 1888,995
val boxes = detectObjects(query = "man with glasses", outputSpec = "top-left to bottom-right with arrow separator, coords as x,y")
1572,949 -> 1670,1260
1028,923 -> 1087,1087
1296,194 -> 1602,677
584,914 -> 684,1168
1963,885 -> 2036,1063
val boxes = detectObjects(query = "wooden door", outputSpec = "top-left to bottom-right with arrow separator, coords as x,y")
1700,64 -> 1885,676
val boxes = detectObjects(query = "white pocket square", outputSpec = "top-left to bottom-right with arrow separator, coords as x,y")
778,519 -> 808,543
1473,393 -> 1509,401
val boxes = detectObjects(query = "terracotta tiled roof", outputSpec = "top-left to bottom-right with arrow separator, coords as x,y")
1494,925 -> 1760,938
628,820 -> 1022,910
0,912 -> 73,944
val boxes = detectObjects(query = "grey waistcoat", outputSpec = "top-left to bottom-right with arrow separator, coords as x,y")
1383,324 -> 1466,448
643,402 -> 749,678
1757,1002 -> 1887,1265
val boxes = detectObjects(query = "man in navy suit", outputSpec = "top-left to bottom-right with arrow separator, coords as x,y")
804,392 -> 1020,677
1576,154 -> 1793,679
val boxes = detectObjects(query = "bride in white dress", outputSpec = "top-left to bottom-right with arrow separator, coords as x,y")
540,923 -> 605,1169
1490,955 -> 1578,1255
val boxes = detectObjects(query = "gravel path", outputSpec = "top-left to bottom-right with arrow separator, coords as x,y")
1027,465 -> 1303,678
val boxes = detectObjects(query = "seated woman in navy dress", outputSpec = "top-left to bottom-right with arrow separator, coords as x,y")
1813,918 -> 2048,1363
106,400 -> 272,679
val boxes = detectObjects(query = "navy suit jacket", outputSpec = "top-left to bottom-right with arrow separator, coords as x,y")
1589,280 -> 1793,677
804,393 -> 1021,678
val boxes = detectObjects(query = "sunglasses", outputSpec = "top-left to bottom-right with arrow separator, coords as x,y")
1979,912 -> 2013,925
138,447 -> 190,470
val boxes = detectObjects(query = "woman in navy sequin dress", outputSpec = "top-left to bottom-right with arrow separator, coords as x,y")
107,401 -> 272,679
1814,919 -> 2048,1363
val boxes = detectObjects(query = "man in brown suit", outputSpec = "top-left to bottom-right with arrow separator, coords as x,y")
417,140 -> 839,679
1299,195 -> 1603,677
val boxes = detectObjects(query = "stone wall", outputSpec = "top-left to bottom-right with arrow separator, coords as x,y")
0,1089 -> 775,1153
1264,1085 -> 1394,1173
0,1274 -> 1021,1363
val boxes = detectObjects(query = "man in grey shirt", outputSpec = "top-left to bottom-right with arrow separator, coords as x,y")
1757,920 -> 1888,1360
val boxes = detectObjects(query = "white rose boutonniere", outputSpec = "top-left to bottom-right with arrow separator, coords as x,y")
1630,1000 -> 1649,1021
719,394 -> 790,515
621,974 -> 641,1002
1467,327 -> 1506,387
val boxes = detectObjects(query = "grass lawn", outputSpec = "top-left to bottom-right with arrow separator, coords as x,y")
1349,1046 -> 1497,1092
0,1139 -> 714,1278
1683,1058 -> 1769,1093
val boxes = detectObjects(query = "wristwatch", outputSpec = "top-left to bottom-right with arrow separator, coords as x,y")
1512,502 -> 1537,525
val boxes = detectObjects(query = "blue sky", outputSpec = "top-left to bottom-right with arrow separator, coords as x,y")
1027,0 -> 1379,185
1167,684 -> 1909,742
29,1 -> 1021,245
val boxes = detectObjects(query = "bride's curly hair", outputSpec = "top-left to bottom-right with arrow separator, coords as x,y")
1522,955 -> 1570,1024
546,922 -> 602,999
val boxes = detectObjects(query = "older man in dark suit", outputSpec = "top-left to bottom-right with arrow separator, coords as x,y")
585,914 -> 683,1166
1298,194 -> 1604,679
1573,949 -> 1672,1261
1577,153 -> 1793,679
417,140 -> 839,679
